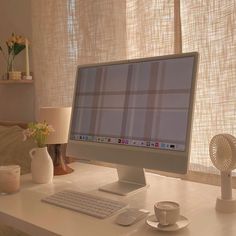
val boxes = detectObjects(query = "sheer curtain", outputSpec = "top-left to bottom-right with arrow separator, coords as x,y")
31,0 -> 175,108
181,1 -> 236,174
126,0 -> 175,58
31,0 -> 76,110
31,0 -> 236,179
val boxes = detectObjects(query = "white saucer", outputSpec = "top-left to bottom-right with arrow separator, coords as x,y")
146,214 -> 189,232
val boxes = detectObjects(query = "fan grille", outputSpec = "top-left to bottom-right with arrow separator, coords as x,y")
209,134 -> 236,172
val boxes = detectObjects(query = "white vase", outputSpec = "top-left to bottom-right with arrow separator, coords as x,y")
29,147 -> 53,184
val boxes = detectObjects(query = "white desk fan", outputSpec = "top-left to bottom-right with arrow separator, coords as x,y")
209,134 -> 236,213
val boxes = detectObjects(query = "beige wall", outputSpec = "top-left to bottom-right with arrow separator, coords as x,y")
0,0 -> 34,122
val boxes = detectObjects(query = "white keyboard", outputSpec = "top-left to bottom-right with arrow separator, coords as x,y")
42,190 -> 127,219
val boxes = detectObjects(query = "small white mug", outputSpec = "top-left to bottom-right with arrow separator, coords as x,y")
154,201 -> 180,226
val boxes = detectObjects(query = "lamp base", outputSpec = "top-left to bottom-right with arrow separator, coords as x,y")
54,163 -> 74,175
47,144 -> 74,176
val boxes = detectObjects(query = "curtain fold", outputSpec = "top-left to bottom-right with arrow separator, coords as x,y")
126,0 -> 175,58
76,0 -> 127,64
32,0 -> 76,110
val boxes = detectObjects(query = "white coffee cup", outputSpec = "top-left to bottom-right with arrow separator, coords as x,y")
154,201 -> 180,226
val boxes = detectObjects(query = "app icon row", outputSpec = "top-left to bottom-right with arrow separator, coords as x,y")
71,134 -> 183,151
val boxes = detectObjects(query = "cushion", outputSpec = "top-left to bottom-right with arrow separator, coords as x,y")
0,125 -> 36,175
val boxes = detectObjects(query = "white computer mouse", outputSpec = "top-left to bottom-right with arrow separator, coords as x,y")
115,208 -> 149,226
116,212 -> 137,226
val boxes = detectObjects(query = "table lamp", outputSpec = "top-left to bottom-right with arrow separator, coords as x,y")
39,107 -> 73,175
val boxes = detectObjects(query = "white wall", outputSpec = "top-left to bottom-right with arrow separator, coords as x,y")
0,0 -> 34,122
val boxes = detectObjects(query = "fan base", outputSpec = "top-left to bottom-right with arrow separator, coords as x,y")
216,197 -> 236,213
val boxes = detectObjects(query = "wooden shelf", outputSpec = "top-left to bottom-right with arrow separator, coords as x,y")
0,79 -> 33,84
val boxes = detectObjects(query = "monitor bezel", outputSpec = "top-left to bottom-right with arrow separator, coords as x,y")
67,52 -> 199,174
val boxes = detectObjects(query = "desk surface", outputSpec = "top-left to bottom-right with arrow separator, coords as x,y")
0,162 -> 236,236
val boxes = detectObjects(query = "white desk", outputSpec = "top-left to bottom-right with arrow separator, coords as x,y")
0,162 -> 236,236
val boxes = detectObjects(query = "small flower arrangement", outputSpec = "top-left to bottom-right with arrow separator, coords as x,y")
23,121 -> 54,148
0,33 -> 26,73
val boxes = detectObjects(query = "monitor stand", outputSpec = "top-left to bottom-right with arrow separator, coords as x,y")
99,165 -> 148,196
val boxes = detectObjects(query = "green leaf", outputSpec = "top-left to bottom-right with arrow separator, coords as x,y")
13,43 -> 25,55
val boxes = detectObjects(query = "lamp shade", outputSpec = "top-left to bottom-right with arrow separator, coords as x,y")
39,107 -> 72,144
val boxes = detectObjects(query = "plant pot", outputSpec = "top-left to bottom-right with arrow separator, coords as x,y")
8,71 -> 22,80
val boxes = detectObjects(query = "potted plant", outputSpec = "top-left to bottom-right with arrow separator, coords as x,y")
0,33 -> 26,80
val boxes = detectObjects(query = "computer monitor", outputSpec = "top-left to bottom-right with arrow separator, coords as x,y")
66,52 -> 198,195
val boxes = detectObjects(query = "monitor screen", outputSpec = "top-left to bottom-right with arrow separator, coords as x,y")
67,52 -> 198,188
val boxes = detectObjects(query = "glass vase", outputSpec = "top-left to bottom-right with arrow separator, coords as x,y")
7,57 -> 14,73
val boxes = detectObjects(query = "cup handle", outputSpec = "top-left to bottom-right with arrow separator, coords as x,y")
29,148 -> 37,159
